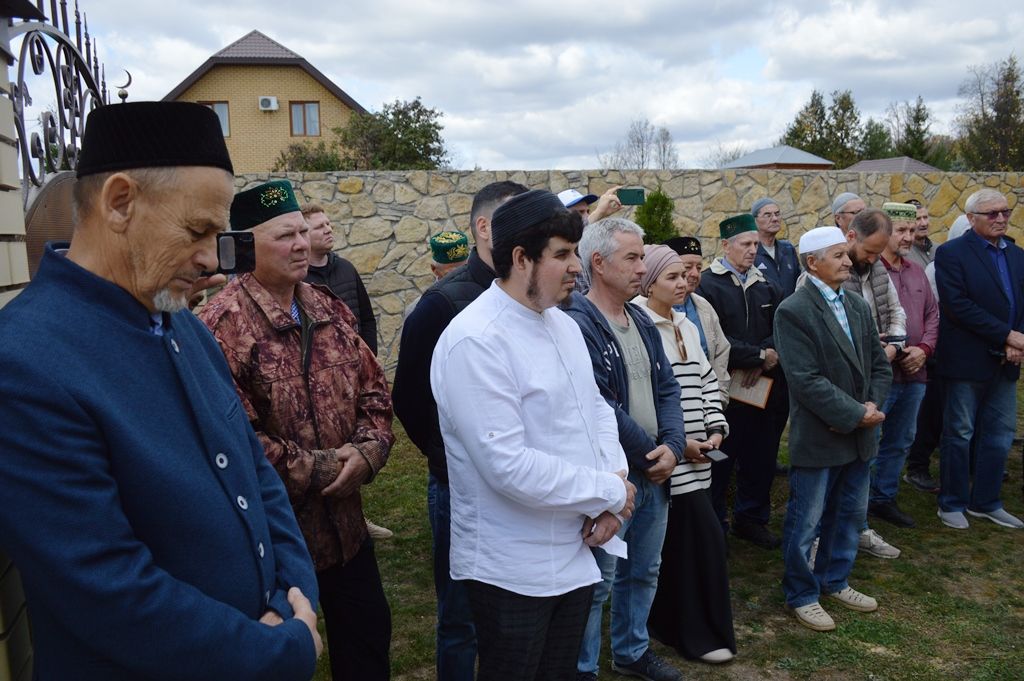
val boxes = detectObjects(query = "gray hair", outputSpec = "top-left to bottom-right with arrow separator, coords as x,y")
832,191 -> 861,215
578,217 -> 645,281
965,188 -> 1006,214
799,247 -> 828,271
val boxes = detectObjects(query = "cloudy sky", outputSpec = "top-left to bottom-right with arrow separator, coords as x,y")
32,0 -> 1024,169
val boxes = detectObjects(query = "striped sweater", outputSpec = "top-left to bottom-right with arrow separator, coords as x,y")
636,299 -> 729,495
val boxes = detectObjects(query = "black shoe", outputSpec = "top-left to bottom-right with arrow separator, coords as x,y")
903,470 -> 940,493
612,649 -> 683,681
732,522 -> 781,549
868,500 -> 916,528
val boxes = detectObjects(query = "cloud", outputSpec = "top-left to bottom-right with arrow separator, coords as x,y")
31,0 -> 1023,169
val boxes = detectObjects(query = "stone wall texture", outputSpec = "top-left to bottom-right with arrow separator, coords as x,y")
236,169 -> 1024,372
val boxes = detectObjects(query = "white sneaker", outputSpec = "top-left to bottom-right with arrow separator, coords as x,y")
366,519 -> 394,539
699,648 -> 735,664
966,508 -> 1024,529
828,586 -> 879,612
937,509 -> 969,529
792,602 -> 835,631
858,528 -> 900,559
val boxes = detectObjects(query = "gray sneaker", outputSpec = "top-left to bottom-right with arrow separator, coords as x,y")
612,649 -> 683,681
858,528 -> 900,559
966,508 -> 1024,529
938,509 -> 969,529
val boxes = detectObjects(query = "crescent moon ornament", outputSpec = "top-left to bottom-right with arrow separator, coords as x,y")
116,70 -> 132,103
114,70 -> 132,89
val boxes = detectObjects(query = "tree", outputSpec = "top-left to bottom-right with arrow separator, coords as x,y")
824,90 -> 862,168
599,117 -> 679,169
334,97 -> 449,170
887,96 -> 933,161
781,89 -> 862,168
633,188 -> 677,244
859,117 -> 893,159
272,140 -> 343,172
956,55 -> 1024,171
654,127 -> 680,169
696,140 -> 748,169
780,89 -> 829,159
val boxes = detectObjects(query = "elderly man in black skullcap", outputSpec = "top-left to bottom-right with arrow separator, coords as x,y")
0,102 -> 322,681
431,190 -> 636,681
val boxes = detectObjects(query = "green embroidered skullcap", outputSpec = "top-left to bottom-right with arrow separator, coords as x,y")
430,230 -> 470,264
231,180 -> 301,230
719,213 -> 758,240
882,202 -> 917,221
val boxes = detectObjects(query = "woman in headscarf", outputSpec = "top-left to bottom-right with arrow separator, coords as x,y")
635,244 -> 737,664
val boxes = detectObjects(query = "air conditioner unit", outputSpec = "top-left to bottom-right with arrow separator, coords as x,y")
258,96 -> 279,111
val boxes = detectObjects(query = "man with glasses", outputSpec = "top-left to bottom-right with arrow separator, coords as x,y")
752,197 -> 800,298
934,188 -> 1024,530
833,192 -> 866,231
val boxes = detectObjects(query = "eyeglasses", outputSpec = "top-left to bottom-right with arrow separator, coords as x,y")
758,211 -> 781,219
970,209 -> 1011,220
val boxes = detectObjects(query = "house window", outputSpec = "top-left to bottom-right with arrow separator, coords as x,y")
199,101 -> 229,136
290,101 -> 320,136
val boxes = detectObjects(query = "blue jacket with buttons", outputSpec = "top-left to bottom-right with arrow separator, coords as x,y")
0,245 -> 318,681
563,292 -> 686,470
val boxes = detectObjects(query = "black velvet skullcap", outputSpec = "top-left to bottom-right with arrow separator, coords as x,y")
490,189 -> 569,255
663,236 -> 702,257
76,101 -> 234,178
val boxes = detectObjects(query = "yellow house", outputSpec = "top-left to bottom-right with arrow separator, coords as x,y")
164,30 -> 367,174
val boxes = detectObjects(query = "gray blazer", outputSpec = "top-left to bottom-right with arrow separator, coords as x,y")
773,281 -> 892,468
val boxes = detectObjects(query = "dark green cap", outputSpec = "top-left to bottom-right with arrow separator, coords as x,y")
231,180 -> 301,230
719,213 -> 757,239
430,230 -> 470,264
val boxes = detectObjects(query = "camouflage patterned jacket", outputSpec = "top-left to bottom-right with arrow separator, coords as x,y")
200,274 -> 394,570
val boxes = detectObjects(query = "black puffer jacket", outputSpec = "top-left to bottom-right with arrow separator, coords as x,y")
304,252 -> 378,353
696,259 -> 783,370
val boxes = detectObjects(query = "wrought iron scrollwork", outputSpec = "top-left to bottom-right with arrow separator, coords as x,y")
7,0 -> 110,206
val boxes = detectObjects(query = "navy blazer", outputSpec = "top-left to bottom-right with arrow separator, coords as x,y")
0,246 -> 318,680
934,230 -> 1024,382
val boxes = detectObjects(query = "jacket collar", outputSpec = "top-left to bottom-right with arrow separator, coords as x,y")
710,257 -> 767,287
566,290 -> 656,336
239,273 -> 333,331
802,280 -> 862,374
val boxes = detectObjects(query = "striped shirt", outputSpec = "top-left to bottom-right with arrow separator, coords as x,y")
807,273 -> 853,345
637,301 -> 728,495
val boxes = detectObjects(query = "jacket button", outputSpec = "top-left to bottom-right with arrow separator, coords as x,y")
170,339 -> 180,353
215,453 -> 229,469
236,495 -> 248,510
258,542 -> 265,558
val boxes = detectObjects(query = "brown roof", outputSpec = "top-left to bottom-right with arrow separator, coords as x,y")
845,156 -> 940,173
163,30 -> 367,114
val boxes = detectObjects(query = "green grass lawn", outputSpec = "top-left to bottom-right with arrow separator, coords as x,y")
314,422 -> 1024,680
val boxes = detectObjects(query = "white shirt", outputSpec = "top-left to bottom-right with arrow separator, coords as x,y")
431,281 -> 628,597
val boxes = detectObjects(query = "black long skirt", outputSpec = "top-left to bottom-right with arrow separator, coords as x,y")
648,488 -> 737,659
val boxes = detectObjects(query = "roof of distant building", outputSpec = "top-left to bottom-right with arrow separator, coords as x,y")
722,144 -> 834,169
845,156 -> 941,173
163,30 -> 367,114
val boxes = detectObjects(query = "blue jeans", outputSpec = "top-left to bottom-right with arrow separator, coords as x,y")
938,377 -> 1016,514
578,471 -> 669,673
781,458 -> 869,608
870,382 -> 927,504
427,474 -> 476,681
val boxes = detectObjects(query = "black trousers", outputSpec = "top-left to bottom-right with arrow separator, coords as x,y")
464,580 -> 594,681
906,377 -> 944,474
712,386 -> 788,529
317,539 -> 392,681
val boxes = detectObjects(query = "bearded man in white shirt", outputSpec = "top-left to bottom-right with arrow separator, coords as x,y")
431,189 -> 637,681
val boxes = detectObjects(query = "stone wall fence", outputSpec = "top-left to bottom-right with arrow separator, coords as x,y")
236,169 -> 1024,373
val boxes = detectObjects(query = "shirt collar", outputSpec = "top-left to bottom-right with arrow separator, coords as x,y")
718,257 -> 748,283
807,273 -> 843,302
968,227 -> 1007,250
